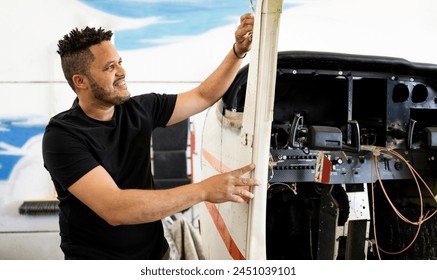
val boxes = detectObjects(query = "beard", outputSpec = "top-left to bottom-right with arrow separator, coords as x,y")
88,75 -> 131,106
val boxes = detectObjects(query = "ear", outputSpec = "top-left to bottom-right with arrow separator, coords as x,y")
72,74 -> 88,90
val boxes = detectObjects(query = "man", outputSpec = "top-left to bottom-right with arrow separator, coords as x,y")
42,14 -> 257,259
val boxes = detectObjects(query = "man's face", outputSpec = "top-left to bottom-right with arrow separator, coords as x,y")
86,41 -> 130,106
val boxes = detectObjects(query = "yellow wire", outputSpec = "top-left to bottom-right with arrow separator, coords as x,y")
370,146 -> 437,258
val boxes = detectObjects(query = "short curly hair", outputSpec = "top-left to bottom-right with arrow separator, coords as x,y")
57,27 -> 113,91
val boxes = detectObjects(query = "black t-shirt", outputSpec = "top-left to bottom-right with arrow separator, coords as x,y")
42,93 -> 177,259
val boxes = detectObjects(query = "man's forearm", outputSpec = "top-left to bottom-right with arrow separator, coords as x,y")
197,48 -> 245,104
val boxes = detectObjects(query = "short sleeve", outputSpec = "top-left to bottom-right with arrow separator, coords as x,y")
42,124 -> 99,191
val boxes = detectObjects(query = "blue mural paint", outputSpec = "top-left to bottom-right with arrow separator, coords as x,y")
79,0 -> 295,50
0,119 -> 45,181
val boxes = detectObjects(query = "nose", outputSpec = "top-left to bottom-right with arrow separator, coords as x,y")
116,63 -> 126,76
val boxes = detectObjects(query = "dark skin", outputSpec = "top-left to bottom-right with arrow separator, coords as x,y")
67,14 -> 258,226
